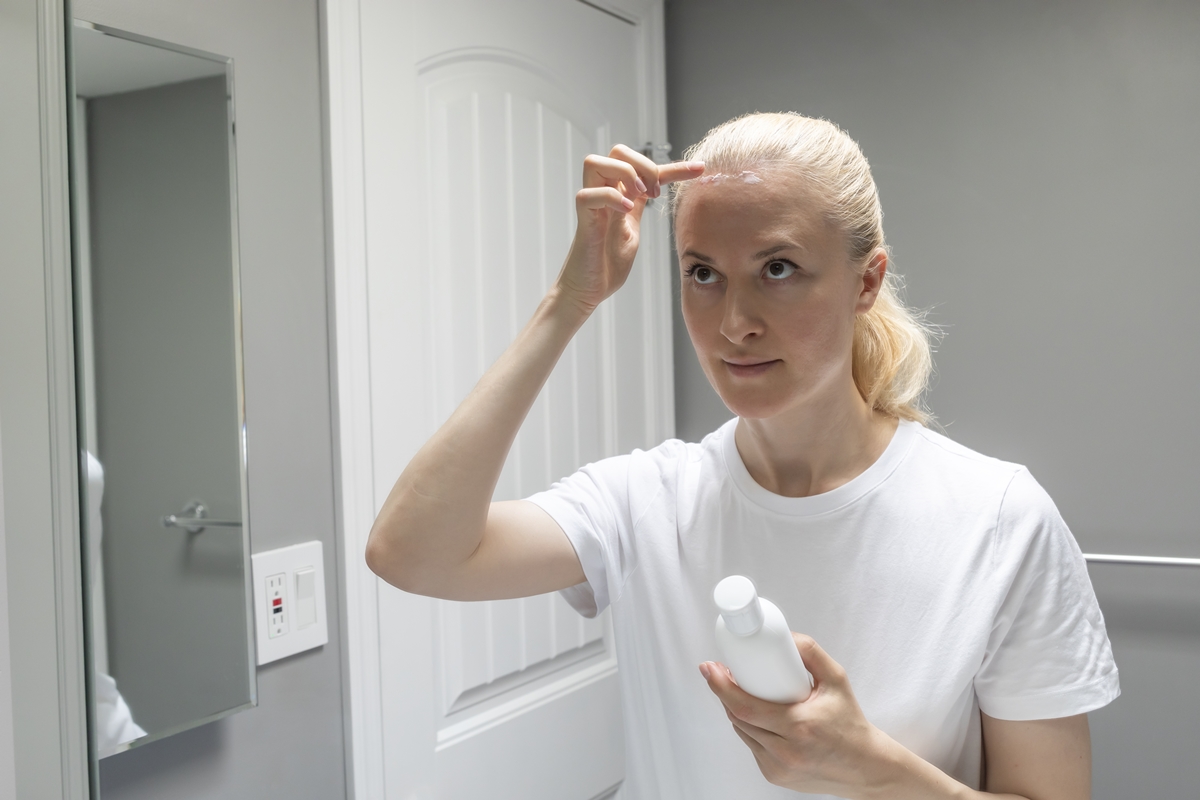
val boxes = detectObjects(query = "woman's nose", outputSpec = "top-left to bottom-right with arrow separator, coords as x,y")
719,288 -> 764,343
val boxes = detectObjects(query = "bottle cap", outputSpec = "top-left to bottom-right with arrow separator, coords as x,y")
713,575 -> 764,636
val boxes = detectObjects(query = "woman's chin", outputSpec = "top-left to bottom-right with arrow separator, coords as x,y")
713,388 -> 794,421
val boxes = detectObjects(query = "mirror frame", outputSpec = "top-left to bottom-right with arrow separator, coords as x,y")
66,18 -> 257,772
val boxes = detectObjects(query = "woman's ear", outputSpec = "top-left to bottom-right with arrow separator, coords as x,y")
855,249 -> 888,314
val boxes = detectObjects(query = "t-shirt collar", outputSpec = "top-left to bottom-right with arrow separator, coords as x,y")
720,416 -> 919,517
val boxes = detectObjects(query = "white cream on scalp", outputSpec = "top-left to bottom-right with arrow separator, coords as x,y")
697,170 -> 763,185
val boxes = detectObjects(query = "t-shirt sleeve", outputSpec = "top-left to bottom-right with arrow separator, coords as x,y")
974,468 -> 1120,720
525,454 -> 637,619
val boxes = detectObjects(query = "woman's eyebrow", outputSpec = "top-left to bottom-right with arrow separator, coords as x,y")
680,243 -> 805,262
754,243 -> 805,259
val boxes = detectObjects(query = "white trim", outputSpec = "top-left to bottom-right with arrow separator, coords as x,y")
1,1 -> 89,794
323,1 -> 385,798
641,0 -> 676,442
42,2 -> 91,794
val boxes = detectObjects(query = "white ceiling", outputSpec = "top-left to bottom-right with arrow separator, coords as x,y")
74,25 -> 226,99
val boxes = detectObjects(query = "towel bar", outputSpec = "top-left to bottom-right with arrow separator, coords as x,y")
162,513 -> 242,531
161,500 -> 241,533
1083,553 -> 1200,568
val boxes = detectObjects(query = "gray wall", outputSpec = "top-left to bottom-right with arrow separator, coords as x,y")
666,0 -> 1200,795
75,1 -> 348,798
87,76 -> 250,736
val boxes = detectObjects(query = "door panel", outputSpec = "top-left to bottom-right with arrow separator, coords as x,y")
421,54 -> 622,799
435,667 -> 623,799
355,1 -> 669,797
423,58 -> 615,735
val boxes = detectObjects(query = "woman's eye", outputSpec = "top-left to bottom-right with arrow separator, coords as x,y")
764,260 -> 796,280
690,266 -> 720,285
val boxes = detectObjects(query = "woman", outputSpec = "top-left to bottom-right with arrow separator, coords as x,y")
366,113 -> 1118,799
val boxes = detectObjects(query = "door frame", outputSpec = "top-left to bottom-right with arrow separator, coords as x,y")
0,0 -> 92,796
321,1 -> 673,796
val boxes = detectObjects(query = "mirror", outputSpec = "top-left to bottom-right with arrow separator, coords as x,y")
69,21 -> 255,758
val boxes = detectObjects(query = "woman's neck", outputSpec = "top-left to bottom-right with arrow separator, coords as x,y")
733,384 -> 898,498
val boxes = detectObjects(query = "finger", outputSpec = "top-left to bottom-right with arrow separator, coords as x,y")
701,661 -> 788,734
576,186 -> 635,215
583,154 -> 648,199
608,144 -> 663,198
618,193 -> 648,226
656,160 -> 706,187
792,633 -> 848,692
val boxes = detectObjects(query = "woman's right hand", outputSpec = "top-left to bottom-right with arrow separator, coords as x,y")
556,144 -> 704,314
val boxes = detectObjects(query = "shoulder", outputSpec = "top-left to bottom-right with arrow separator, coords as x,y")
573,433 -> 702,485
919,425 -> 1057,499
901,424 -> 1066,532
548,421 -> 726,514
620,422 -> 728,505
902,424 -> 1031,499
906,425 -> 1073,556
908,424 -> 1022,476
603,417 -> 731,481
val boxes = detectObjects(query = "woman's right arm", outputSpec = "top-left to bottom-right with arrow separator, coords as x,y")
364,146 -> 703,601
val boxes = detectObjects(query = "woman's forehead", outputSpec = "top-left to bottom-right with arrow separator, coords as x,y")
678,166 -> 827,217
674,172 -> 835,251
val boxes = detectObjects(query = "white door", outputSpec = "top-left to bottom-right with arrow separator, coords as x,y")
328,1 -> 672,798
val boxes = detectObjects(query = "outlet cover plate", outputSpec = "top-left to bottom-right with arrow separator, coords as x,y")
251,540 -> 328,665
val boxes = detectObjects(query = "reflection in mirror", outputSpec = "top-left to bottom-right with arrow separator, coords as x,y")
70,21 -> 255,760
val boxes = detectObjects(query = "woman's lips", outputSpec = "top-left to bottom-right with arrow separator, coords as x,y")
723,359 -> 780,378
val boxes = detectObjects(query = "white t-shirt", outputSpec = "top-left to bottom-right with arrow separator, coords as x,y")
527,418 -> 1119,800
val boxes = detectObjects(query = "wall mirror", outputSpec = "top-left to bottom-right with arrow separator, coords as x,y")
68,20 -> 256,760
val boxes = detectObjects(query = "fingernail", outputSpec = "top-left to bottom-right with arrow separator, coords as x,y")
688,160 -> 705,170
622,197 -> 635,210
652,184 -> 661,198
634,177 -> 648,194
699,662 -> 711,680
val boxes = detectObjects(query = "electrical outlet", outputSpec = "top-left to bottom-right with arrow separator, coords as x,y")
251,541 -> 328,665
267,573 -> 287,638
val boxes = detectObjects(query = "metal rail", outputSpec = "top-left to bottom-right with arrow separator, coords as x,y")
162,514 -> 242,531
1083,553 -> 1200,568
160,500 -> 241,533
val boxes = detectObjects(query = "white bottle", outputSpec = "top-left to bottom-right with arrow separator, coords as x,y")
713,575 -> 813,703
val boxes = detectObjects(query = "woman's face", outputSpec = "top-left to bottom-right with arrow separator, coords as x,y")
674,170 -> 882,421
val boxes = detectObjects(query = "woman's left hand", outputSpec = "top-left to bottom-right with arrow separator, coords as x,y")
700,633 -> 898,799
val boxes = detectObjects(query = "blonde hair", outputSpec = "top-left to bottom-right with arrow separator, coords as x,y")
670,112 -> 935,423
